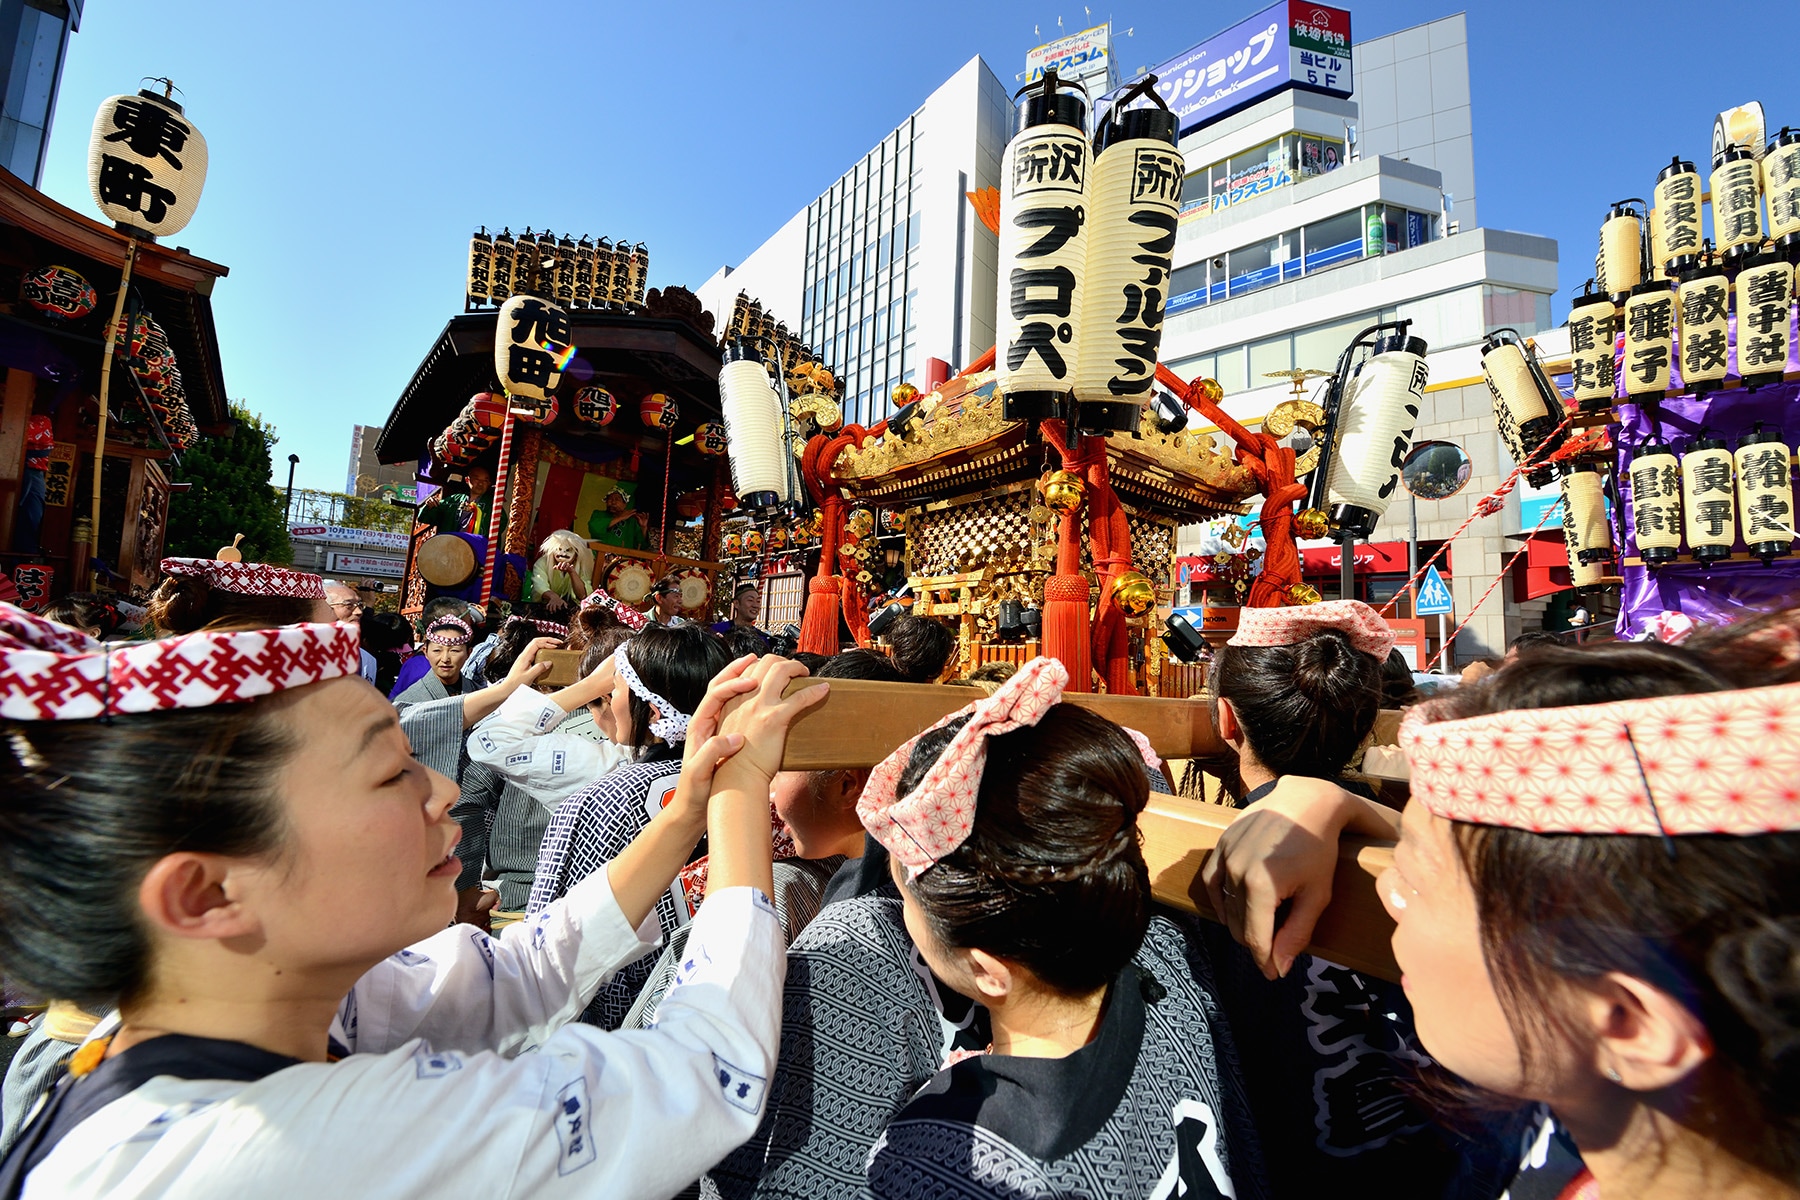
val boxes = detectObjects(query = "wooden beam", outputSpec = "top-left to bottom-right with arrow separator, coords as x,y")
1140,792 -> 1398,981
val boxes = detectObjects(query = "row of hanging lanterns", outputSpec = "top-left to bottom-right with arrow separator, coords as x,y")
1626,426 -> 1796,566
467,228 -> 649,310
994,70 -> 1185,434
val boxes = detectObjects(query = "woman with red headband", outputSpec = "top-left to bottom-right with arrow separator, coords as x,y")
1211,614 -> 1800,1199
0,604 -> 827,1199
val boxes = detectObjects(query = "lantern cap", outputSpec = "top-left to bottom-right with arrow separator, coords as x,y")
1679,259 -> 1728,283
1771,126 -> 1800,152
1740,422 -> 1787,447
722,339 -> 764,365
1095,104 -> 1177,154
1372,332 -> 1427,358
1687,428 -> 1728,452
1606,198 -> 1644,220
1636,438 -> 1675,458
1627,279 -> 1671,299
1013,68 -> 1087,133
1656,156 -> 1696,183
1716,145 -> 1755,165
1571,283 -> 1616,308
1744,248 -> 1789,270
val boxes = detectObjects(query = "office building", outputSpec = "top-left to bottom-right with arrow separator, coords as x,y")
0,0 -> 80,186
698,55 -> 1009,429
346,423 -> 417,501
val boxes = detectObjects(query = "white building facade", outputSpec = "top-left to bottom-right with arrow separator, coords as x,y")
698,56 -> 1010,429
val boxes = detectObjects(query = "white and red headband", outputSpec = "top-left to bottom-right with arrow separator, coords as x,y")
580,588 -> 649,632
1401,681 -> 1800,836
0,604 -> 362,721
856,656 -> 1163,880
161,557 -> 325,600
424,615 -> 473,646
1227,599 -> 1395,659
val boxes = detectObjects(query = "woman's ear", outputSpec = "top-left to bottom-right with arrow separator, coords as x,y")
137,854 -> 262,941
1582,972 -> 1714,1092
1215,697 -> 1244,747
966,949 -> 1015,1002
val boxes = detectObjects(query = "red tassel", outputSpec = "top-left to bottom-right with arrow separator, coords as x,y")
1042,573 -> 1092,691
798,575 -> 841,655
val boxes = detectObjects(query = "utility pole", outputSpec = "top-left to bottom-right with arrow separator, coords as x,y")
284,454 -> 299,523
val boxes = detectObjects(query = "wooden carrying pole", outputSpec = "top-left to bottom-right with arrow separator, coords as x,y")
775,678 -> 1399,979
90,238 -> 140,569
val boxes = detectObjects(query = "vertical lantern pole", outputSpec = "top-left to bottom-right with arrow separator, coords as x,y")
479,409 -> 516,605
89,238 -> 139,571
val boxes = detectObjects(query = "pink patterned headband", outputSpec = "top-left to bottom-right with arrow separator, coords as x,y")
856,656 -> 1163,880
161,557 -> 325,600
1401,681 -> 1800,836
425,616 -> 473,646
1227,599 -> 1395,659
579,588 -> 649,632
0,604 -> 363,721
525,618 -> 569,639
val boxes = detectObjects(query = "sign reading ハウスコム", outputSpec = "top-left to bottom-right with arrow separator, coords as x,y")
1101,1 -> 1352,135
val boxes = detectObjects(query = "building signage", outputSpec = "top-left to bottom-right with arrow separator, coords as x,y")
1104,1 -> 1353,135
1025,23 -> 1112,90
329,552 -> 405,578
289,524 -> 411,551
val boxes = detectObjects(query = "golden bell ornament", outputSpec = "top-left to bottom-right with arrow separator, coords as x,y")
1195,377 -> 1225,405
1111,571 -> 1157,617
1038,470 -> 1086,513
1287,583 -> 1323,605
892,381 -> 920,406
1293,508 -> 1330,539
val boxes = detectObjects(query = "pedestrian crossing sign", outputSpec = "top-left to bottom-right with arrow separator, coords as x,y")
1415,565 -> 1453,616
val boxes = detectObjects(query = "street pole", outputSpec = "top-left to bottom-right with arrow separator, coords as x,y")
284,454 -> 299,523
1338,532 -> 1355,603
1409,491 -> 1420,654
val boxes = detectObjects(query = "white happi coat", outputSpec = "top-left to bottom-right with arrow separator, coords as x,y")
17,872 -> 784,1200
467,686 -> 633,811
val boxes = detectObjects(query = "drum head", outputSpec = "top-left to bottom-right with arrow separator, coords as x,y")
417,534 -> 477,586
607,561 -> 655,605
677,569 -> 712,612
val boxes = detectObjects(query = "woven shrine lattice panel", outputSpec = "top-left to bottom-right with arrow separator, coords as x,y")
761,571 -> 806,630
908,488 -> 1179,596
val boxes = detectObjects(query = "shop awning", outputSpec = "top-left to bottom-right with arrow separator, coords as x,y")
1299,541 -> 1415,576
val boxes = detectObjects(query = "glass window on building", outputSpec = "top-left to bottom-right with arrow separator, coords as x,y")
1179,168 -> 1210,213
1249,334 -> 1293,383
1213,345 -> 1247,391
1303,210 -> 1363,273
1483,286 -> 1550,336
1294,132 -> 1346,178
1228,235 -> 1282,297
1293,312 -> 1378,373
1169,261 -> 1207,315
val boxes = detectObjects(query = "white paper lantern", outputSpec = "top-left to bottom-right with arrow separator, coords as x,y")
1560,465 -> 1612,586
1628,441 -> 1682,564
1681,435 -> 1736,564
1712,149 -> 1764,264
1766,127 -> 1800,250
996,79 -> 1090,421
1599,203 -> 1642,301
1652,158 -> 1703,274
719,341 -> 791,509
1622,282 -> 1674,399
494,295 -> 572,401
1676,265 -> 1730,394
466,229 -> 493,307
1736,254 -> 1794,387
1072,104 -> 1182,431
1566,289 -> 1619,412
1736,425 -> 1795,562
489,229 -> 515,303
87,90 -> 208,237
573,236 -> 595,307
1481,331 -> 1563,486
1324,332 -> 1430,538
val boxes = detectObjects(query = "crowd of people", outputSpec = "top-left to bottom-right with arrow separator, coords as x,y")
0,554 -> 1797,1200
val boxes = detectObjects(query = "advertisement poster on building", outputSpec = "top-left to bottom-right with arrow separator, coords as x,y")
1024,24 -> 1112,92
329,552 -> 406,579
1102,1 -> 1352,135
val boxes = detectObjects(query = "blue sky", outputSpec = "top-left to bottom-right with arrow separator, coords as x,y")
36,0 -> 1798,491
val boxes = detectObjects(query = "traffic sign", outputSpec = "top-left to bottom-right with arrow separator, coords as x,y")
1415,565 -> 1454,616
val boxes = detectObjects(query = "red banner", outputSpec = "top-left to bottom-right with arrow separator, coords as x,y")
1298,541 -> 1413,576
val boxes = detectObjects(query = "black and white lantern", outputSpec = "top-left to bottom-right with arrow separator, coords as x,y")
1711,147 -> 1765,265
494,295 -> 572,402
629,243 -> 650,306
718,340 -> 792,510
1766,127 -> 1800,252
1560,464 -> 1612,587
1628,439 -> 1682,565
1736,424 -> 1795,562
553,233 -> 578,308
1652,158 -> 1703,275
467,228 -> 493,307
1481,330 -> 1564,487
1622,282 -> 1675,400
1599,201 -> 1644,303
1072,96 -> 1182,433
87,88 -> 207,238
1736,252 -> 1794,388
489,229 -> 515,303
513,230 -> 540,299
610,241 -> 632,306
573,236 -> 595,307
1677,262 -> 1731,394
593,238 -> 615,308
1566,285 -> 1619,412
1681,432 -> 1736,564
997,72 -> 1090,422
1322,331 -> 1430,539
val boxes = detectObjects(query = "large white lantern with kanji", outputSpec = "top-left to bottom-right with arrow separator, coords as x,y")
718,340 -> 792,510
1322,331 -> 1430,539
494,295 -> 573,402
87,89 -> 207,238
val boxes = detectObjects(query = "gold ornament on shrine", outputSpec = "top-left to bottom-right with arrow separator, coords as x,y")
1038,469 -> 1086,513
891,381 -> 920,407
1293,507 -> 1330,539
847,508 -> 875,538
1221,521 -> 1250,548
1627,439 -> 1682,565
1287,583 -> 1322,605
1680,433 -> 1736,564
1111,571 -> 1157,617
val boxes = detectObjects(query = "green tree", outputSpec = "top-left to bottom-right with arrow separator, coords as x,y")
165,404 -> 293,564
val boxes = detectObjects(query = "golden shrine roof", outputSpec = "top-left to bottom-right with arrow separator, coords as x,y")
829,372 -> 1255,521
